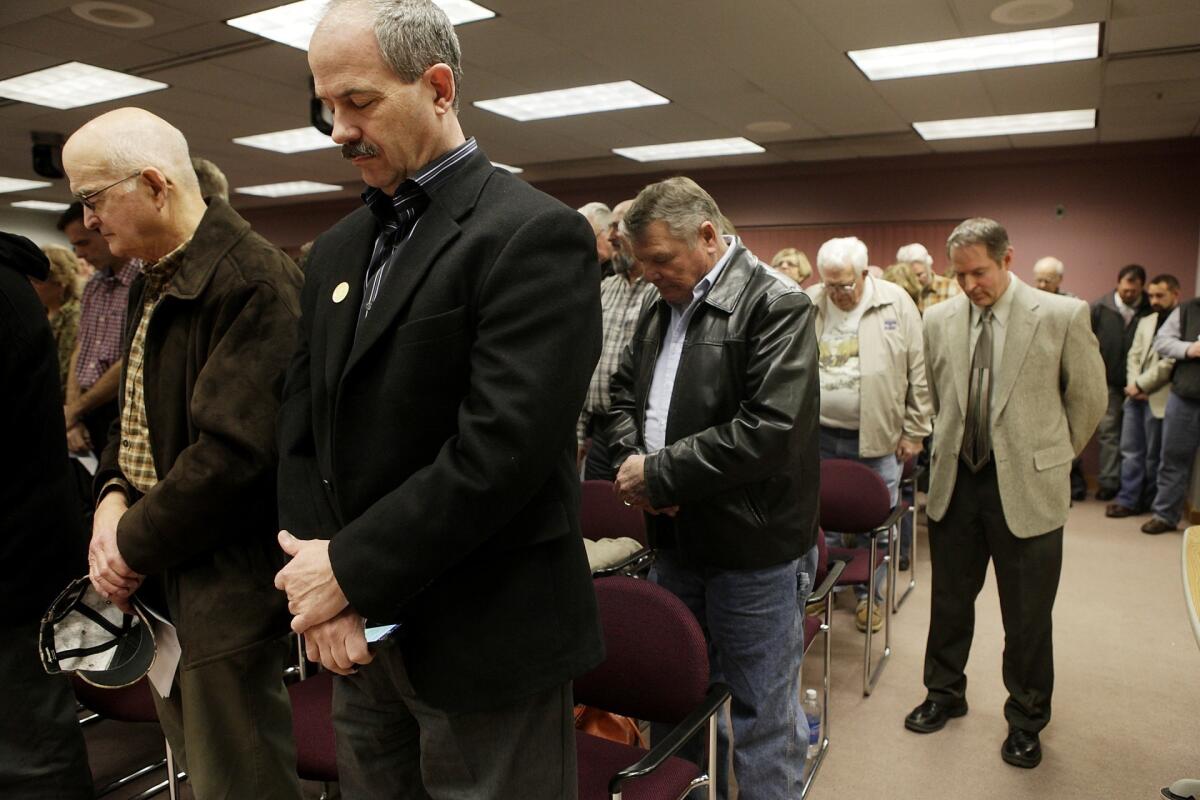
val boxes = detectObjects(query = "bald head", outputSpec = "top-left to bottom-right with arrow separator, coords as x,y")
62,107 -> 207,262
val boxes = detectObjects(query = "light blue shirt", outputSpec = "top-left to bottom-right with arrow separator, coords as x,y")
1153,306 -> 1196,361
644,237 -> 737,453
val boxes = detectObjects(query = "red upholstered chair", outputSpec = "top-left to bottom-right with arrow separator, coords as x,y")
580,479 -> 654,577
575,576 -> 730,800
820,459 -> 904,696
287,670 -> 338,798
800,530 -> 845,798
71,676 -> 183,799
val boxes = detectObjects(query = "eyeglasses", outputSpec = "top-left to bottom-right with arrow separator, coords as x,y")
75,171 -> 141,211
824,280 -> 857,294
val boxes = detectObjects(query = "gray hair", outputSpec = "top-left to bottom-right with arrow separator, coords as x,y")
332,0 -> 463,111
896,242 -> 932,267
191,156 -> 228,201
947,217 -> 1010,264
576,202 -> 612,236
1033,256 -> 1064,276
816,236 -> 868,276
624,177 -> 723,245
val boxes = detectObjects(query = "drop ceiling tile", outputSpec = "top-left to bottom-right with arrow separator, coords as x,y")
1107,13 -> 1200,53
800,0 -> 960,49
1104,78 -> 1200,108
144,21 -> 259,54
871,73 -> 996,122
1010,128 -> 1100,148
950,0 -> 1108,35
1105,53 -> 1200,85
980,60 -> 1103,114
1111,0 -> 1200,18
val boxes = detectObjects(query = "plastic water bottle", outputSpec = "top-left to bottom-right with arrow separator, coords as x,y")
803,689 -> 821,760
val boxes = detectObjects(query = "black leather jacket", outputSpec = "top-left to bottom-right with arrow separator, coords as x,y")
605,241 -> 820,570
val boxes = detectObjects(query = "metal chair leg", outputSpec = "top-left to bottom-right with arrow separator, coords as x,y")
863,533 -> 892,696
894,497 -> 919,612
801,593 -> 833,799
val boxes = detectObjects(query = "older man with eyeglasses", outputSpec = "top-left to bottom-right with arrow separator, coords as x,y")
806,236 -> 932,632
63,106 -> 304,800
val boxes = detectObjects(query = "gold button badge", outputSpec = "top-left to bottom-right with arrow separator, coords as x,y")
332,282 -> 349,303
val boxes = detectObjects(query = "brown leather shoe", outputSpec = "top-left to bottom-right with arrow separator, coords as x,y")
1142,517 -> 1177,534
1105,503 -> 1138,518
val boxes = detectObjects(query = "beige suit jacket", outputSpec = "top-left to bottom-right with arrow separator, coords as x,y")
923,277 -> 1106,538
1126,311 -> 1175,418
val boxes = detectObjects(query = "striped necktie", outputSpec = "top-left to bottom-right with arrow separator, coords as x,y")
961,308 -> 993,472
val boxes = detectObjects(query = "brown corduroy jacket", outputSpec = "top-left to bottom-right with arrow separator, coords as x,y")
96,197 -> 302,668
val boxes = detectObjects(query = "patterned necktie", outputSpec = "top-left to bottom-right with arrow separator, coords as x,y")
962,308 -> 994,472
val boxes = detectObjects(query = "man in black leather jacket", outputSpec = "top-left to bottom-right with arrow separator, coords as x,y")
606,177 -> 820,799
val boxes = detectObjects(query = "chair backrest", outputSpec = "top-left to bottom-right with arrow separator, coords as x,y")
819,459 -> 892,533
1185,527 -> 1200,652
580,479 -> 647,547
575,576 -> 709,725
901,456 -> 916,480
71,675 -> 159,723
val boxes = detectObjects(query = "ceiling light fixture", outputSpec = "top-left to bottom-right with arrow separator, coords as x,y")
12,200 -> 71,211
0,62 -> 168,109
847,22 -> 1099,81
0,177 -> 54,194
912,108 -> 1096,140
613,137 -> 765,162
233,127 -> 338,154
475,81 -> 668,121
227,0 -> 494,50
71,2 -> 155,29
235,181 -> 344,198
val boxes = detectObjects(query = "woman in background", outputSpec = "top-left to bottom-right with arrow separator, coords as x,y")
31,244 -> 82,398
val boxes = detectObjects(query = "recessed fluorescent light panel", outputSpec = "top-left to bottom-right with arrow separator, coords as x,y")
474,81 -> 668,121
235,181 -> 343,198
491,162 -> 524,174
913,108 -> 1096,140
0,62 -> 167,109
613,137 -> 765,163
227,0 -> 494,50
233,127 -> 337,154
0,177 -> 53,194
848,22 -> 1100,81
12,200 -> 71,211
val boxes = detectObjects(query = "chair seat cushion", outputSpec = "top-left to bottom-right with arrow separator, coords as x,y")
288,672 -> 338,781
828,547 -> 884,584
577,730 -> 700,800
71,676 -> 159,723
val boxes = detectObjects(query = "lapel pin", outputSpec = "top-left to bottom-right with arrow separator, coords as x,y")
332,282 -> 349,303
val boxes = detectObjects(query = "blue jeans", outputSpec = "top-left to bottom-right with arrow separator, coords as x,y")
1115,398 -> 1163,511
652,545 -> 816,800
1151,392 -> 1200,526
819,427 -> 900,600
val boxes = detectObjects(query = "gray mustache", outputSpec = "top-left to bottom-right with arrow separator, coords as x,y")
342,141 -> 379,160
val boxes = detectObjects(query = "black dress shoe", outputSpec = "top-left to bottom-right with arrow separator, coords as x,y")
904,699 -> 967,733
1001,729 -> 1042,768
1095,487 -> 1118,501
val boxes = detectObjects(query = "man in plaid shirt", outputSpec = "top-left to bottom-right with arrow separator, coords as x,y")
578,198 -> 659,479
57,202 -> 139,455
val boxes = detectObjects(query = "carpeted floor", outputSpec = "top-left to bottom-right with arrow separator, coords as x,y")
82,496 -> 1198,799
803,496 -> 1200,800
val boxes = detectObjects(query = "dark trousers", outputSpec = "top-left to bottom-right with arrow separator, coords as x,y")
332,641 -> 577,800
0,623 -> 92,799
923,460 -> 1063,733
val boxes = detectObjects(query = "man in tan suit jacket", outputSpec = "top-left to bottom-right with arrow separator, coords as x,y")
904,218 -> 1105,770
1107,274 -> 1180,518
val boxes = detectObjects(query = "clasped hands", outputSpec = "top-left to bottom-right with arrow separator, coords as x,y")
614,454 -> 678,516
274,532 -> 373,676
88,491 -> 143,614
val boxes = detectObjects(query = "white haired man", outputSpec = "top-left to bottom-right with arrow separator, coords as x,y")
578,197 -> 657,479
807,236 -> 932,632
577,200 -> 614,278
897,242 -> 960,313
65,107 -> 303,799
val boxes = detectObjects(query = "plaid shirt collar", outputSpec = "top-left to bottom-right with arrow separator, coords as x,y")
95,260 -> 140,288
141,239 -> 190,291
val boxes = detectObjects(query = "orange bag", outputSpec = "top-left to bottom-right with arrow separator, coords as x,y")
573,705 -> 646,748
